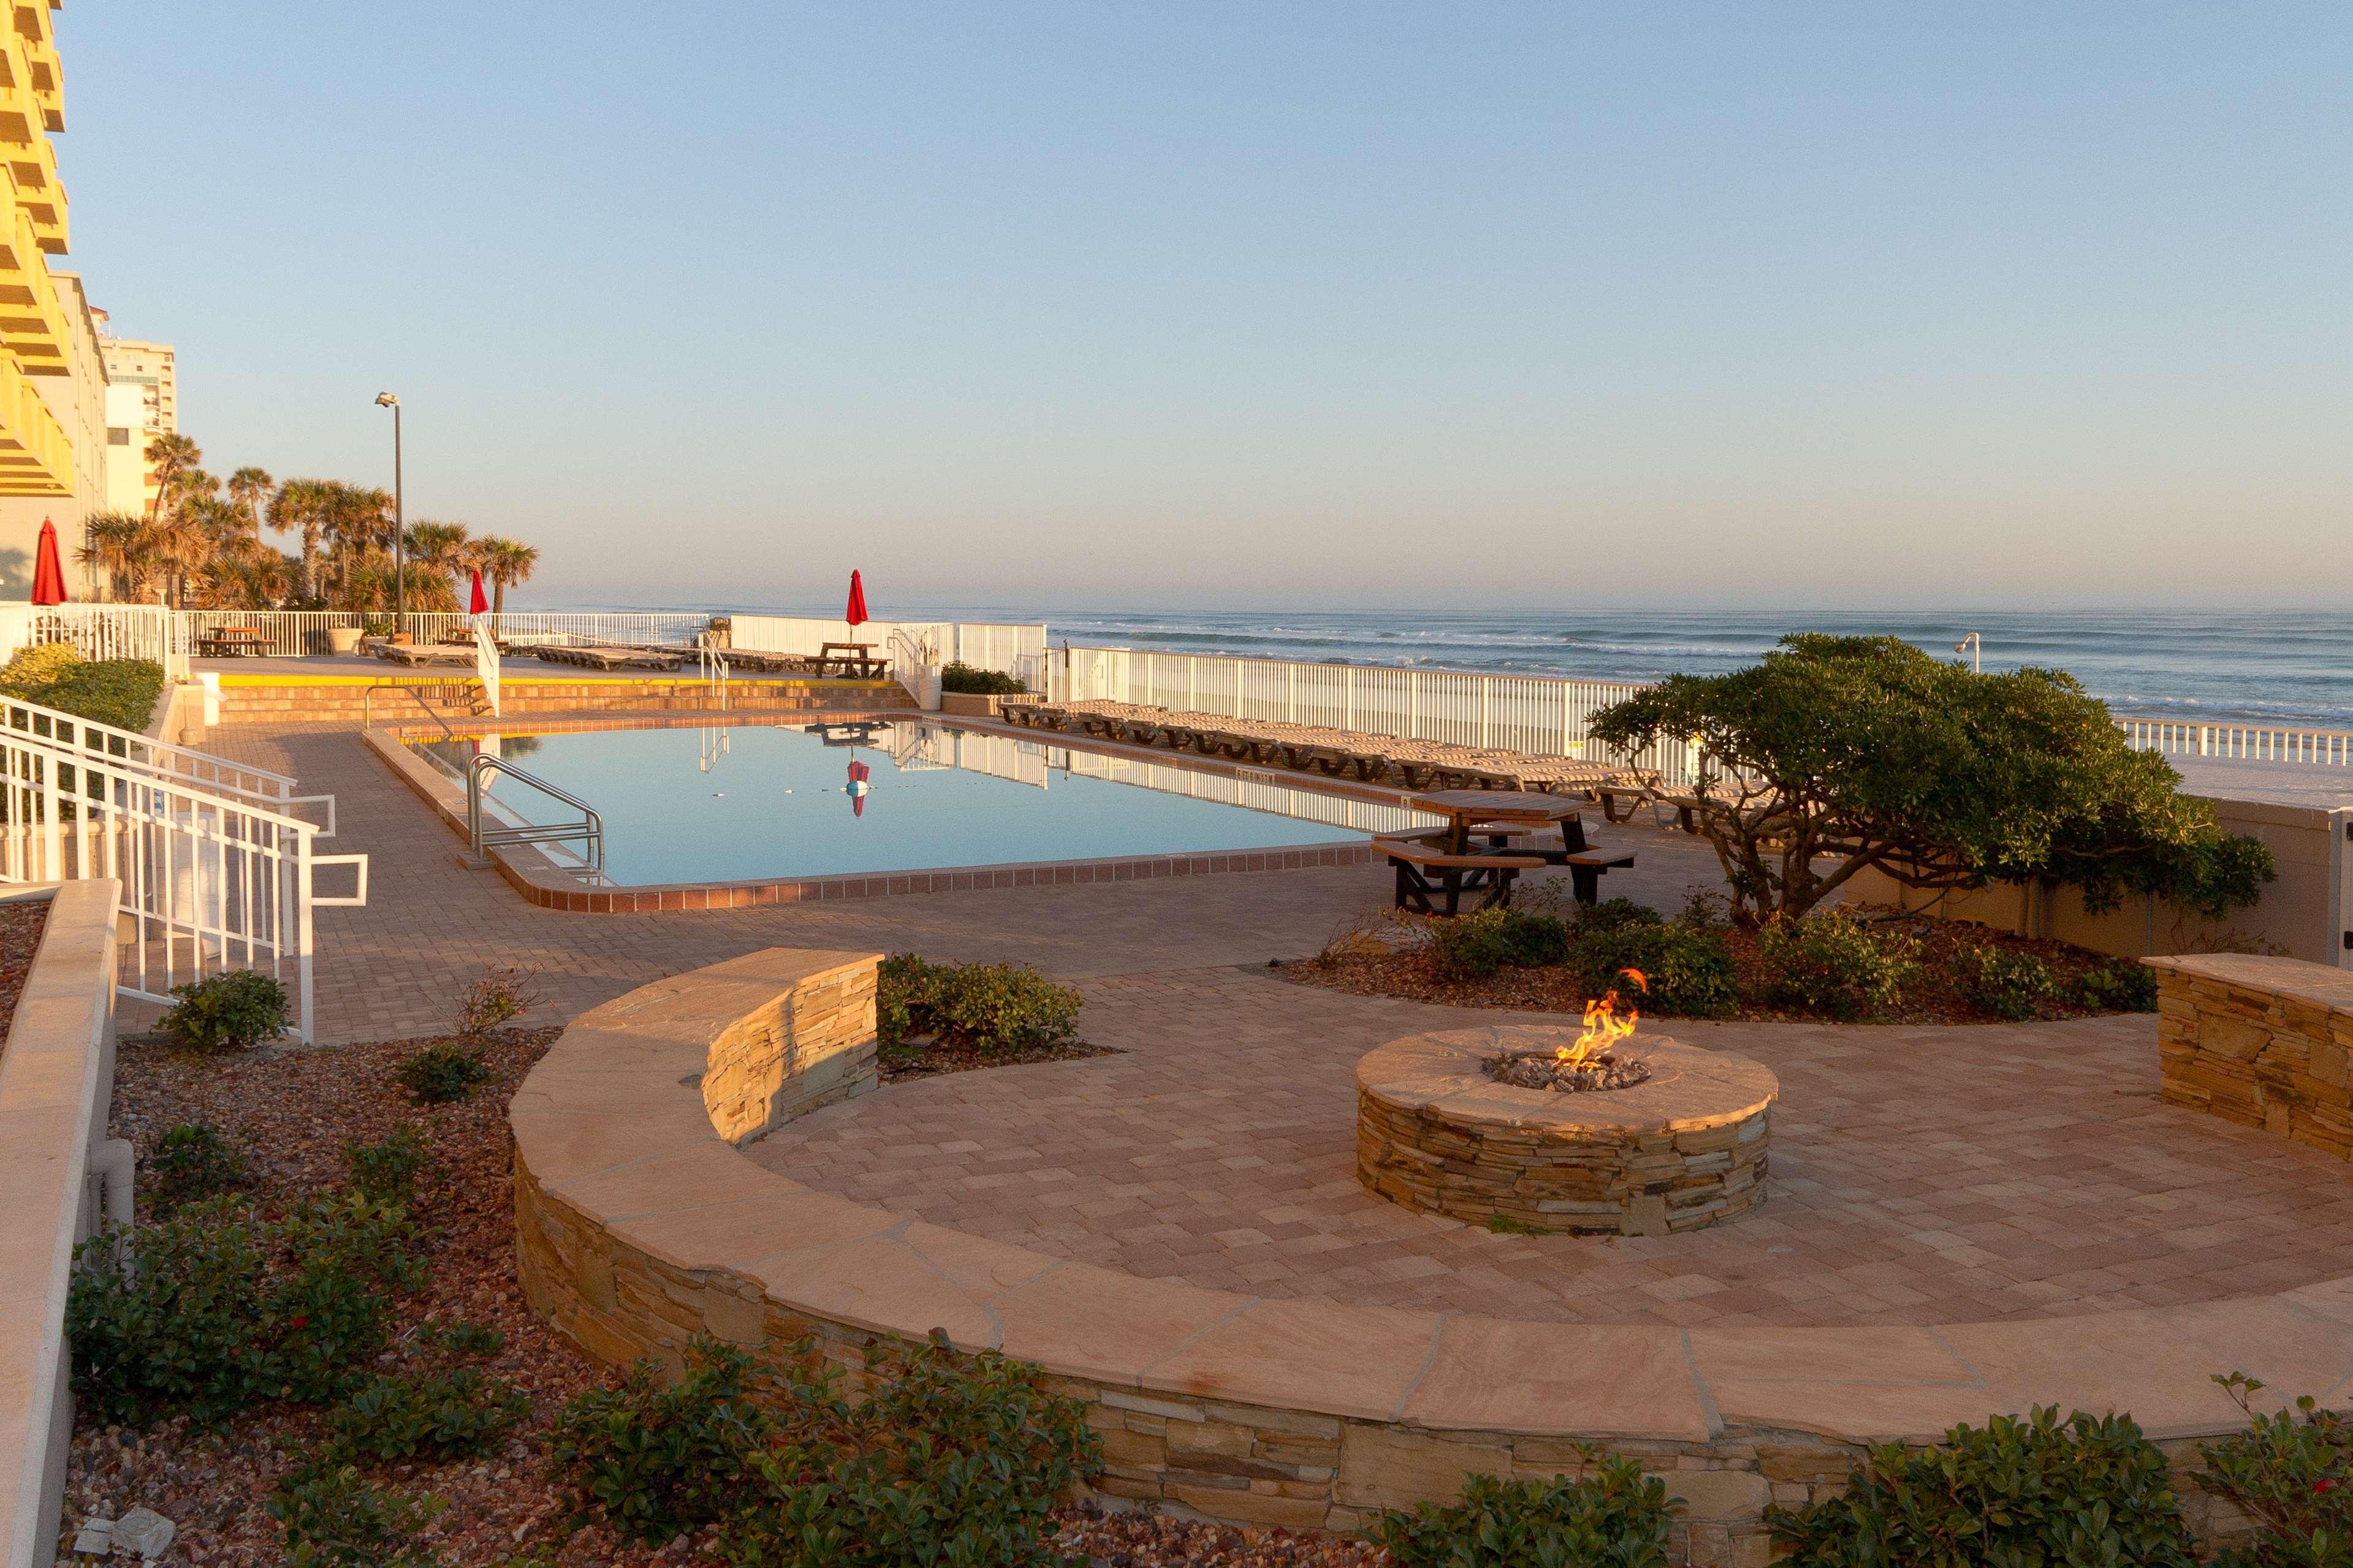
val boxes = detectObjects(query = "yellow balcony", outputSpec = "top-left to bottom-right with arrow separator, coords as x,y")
0,344 -> 70,494
10,5 -> 56,133
0,168 -> 64,374
0,31 -> 59,251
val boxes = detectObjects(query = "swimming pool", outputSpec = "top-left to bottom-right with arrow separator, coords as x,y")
410,719 -> 1437,887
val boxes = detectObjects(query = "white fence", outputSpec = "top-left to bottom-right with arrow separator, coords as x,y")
731,616 -> 1049,692
2115,716 -> 2353,767
1,692 -> 339,834
0,708 -> 365,1039
0,604 -> 190,678
178,609 -> 717,657
1048,645 -> 1704,785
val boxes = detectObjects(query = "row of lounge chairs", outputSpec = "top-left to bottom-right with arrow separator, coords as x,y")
999,699 -> 1657,797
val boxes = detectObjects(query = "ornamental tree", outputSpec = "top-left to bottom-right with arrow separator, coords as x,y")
1586,634 -> 2273,927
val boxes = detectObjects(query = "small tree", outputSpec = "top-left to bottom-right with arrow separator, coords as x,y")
1587,635 -> 2273,927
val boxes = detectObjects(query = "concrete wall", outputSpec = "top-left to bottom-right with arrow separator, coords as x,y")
0,274 -> 112,600
1849,795 -> 2349,967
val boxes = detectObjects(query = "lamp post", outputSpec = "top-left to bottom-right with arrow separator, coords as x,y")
374,392 -> 403,626
1955,632 -> 1981,673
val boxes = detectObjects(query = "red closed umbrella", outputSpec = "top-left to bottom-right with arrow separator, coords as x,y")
468,568 -> 490,615
844,569 -> 868,629
29,517 -> 67,605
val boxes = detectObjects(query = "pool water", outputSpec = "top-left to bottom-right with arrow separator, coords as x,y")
411,720 -> 1435,886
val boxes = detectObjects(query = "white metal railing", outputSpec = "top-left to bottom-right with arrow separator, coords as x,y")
1048,645 -> 1703,786
0,692 -> 338,835
473,623 -> 502,718
0,604 -> 191,679
696,634 -> 730,710
175,609 -> 718,656
2115,716 -> 2353,767
0,723 -> 366,1040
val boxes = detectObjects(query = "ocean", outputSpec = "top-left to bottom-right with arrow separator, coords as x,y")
720,605 -> 2351,730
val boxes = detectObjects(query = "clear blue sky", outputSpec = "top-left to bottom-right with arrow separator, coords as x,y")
62,4 -> 2349,612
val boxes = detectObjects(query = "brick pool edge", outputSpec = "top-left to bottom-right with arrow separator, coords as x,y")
511,951 -> 2349,1561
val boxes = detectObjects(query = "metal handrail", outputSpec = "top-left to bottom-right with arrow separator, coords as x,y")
361,681 -> 458,738
467,752 -> 603,873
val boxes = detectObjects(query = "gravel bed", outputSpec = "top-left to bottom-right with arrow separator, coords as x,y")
62,1023 -> 1388,1566
0,896 -> 50,1065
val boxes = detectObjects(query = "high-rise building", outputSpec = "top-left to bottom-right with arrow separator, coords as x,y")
99,335 -> 172,436
98,331 -> 172,521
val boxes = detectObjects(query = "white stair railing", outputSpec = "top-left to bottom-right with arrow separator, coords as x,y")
0,693 -> 339,835
0,724 -> 366,1040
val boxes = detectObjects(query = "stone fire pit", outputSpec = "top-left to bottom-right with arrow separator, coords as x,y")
1356,1026 -> 1777,1237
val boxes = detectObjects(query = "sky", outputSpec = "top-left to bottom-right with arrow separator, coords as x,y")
59,4 -> 2351,613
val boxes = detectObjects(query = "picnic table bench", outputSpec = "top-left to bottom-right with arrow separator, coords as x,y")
1387,790 -> 1636,912
198,626 -> 272,657
815,641 -> 889,679
1376,834 -> 1547,916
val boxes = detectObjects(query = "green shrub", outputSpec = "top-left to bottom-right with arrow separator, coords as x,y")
416,1319 -> 504,1358
2081,959 -> 2161,1013
1571,919 -> 1738,1020
149,1124 -> 248,1210
1767,1405 -> 2197,1568
454,964 -> 537,1045
1427,907 -> 1570,979
0,640 -> 83,694
347,1125 -> 431,1204
939,661 -> 1029,695
396,1042 -> 490,1105
1372,1460 -> 1674,1568
268,1463 -> 444,1568
877,954 -> 1081,1053
1755,911 -> 1918,1021
325,1368 -> 528,1462
548,1337 -> 780,1544
2197,1374 -> 2353,1568
1575,898 -> 1665,938
68,1192 -> 425,1425
552,1333 -> 1100,1565
38,658 -> 167,732
1963,945 -> 2060,1021
159,969 -> 290,1053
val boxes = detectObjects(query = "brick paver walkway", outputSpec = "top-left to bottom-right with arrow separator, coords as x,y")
197,720 -> 2353,1331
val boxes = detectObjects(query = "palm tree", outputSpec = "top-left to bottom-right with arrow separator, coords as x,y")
226,466 -> 274,540
149,501 -> 219,610
320,483 -> 394,598
75,511 -> 158,602
143,433 -> 202,522
268,478 -> 332,603
474,536 -> 541,616
403,520 -> 472,605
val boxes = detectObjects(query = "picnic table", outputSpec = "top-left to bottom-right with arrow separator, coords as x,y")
1380,789 -> 1636,913
198,626 -> 272,657
815,641 -> 889,678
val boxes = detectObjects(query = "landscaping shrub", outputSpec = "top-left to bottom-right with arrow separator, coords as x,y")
2081,958 -> 2161,1013
1574,898 -> 1664,938
1372,1460 -> 1674,1568
454,964 -> 538,1044
940,661 -> 1029,695
1755,911 -> 1918,1021
325,1368 -> 528,1463
347,1125 -> 431,1204
159,969 -> 289,1053
149,1123 -> 248,1209
0,643 -> 167,731
2197,1374 -> 2353,1568
268,1463 -> 444,1568
416,1318 -> 504,1358
69,1192 -> 425,1425
877,953 -> 1081,1053
397,1041 -> 491,1105
1766,1405 -> 2198,1568
1570,917 -> 1738,1020
1427,907 -> 1570,979
552,1333 -> 1100,1566
1963,944 -> 2060,1021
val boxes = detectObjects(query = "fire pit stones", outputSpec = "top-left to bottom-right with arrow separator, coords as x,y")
1355,1026 -> 1777,1237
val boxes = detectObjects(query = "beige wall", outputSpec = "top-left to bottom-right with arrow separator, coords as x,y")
1849,795 -> 2350,966
0,273 -> 110,597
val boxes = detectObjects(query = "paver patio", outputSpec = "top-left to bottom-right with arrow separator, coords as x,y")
188,719 -> 2353,1333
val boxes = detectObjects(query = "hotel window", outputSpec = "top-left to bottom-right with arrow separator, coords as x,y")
107,428 -> 131,445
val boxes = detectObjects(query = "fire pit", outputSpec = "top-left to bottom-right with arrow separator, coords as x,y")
1355,1025 -> 1777,1237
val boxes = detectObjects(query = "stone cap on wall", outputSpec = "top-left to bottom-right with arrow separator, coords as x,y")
514,950 -> 2353,1459
2144,953 -> 2353,1017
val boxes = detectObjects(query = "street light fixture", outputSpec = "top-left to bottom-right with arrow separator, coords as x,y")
374,393 -> 403,625
1955,632 -> 1981,673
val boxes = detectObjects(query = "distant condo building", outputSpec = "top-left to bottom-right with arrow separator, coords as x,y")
99,333 -> 173,519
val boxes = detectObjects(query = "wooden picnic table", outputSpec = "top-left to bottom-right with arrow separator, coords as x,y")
198,626 -> 272,657
1410,790 -> 1586,854
1396,789 -> 1634,909
815,640 -> 889,679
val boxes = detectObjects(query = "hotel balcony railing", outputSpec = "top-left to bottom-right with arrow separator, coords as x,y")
0,167 -> 69,371
0,343 -> 74,494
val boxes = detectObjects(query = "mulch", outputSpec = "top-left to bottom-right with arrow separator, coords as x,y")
0,897 -> 50,1066
63,1026 -> 1378,1567
880,1032 -> 1122,1082
1282,904 -> 2146,1026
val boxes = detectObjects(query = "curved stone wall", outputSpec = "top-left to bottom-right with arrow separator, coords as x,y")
513,951 -> 2346,1564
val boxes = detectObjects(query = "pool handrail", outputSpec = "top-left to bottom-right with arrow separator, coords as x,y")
467,751 -> 604,874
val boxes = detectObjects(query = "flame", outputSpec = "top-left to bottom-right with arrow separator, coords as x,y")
1560,968 -> 1646,1066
